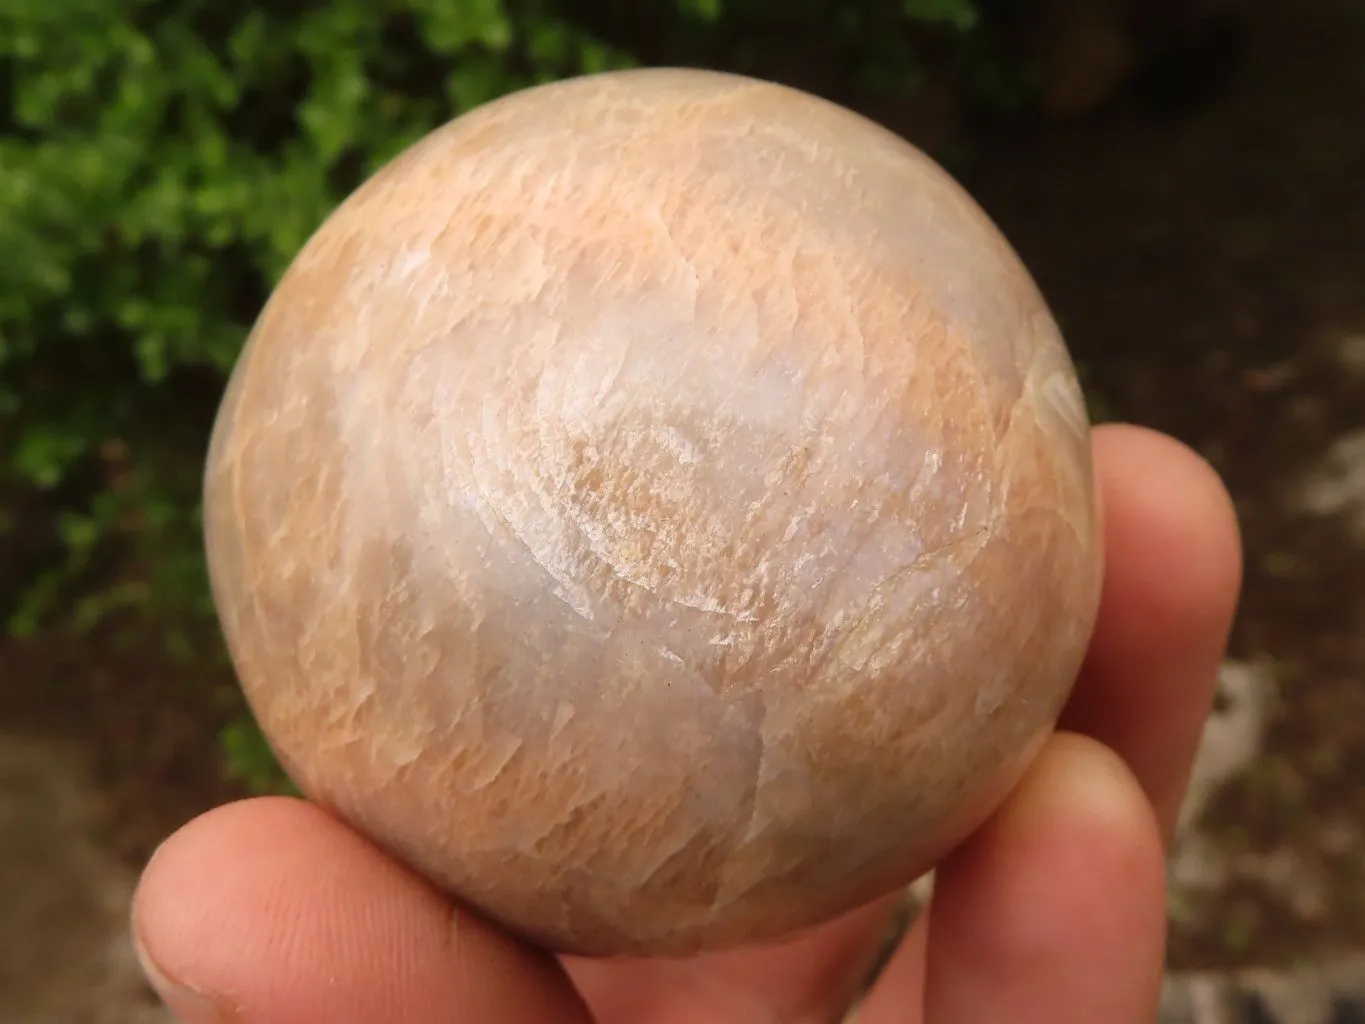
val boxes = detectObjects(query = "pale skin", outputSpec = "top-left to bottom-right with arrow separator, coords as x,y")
131,422 -> 1243,1024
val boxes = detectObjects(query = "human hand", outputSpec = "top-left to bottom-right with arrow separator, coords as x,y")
130,422 -> 1241,1024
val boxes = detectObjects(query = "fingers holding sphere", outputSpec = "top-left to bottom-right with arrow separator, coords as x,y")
131,797 -> 592,1024
1065,423 -> 1243,843
859,733 -> 1166,1024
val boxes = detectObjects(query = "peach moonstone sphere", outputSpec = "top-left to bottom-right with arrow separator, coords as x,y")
204,68 -> 1102,957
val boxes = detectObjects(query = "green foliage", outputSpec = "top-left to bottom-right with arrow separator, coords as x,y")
676,0 -> 725,23
0,0 -> 635,631
674,0 -> 979,30
903,0 -> 979,32
220,718 -> 299,795
0,0 -> 638,788
0,0 -> 1015,793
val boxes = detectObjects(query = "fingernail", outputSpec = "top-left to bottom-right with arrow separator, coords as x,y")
131,925 -> 227,1023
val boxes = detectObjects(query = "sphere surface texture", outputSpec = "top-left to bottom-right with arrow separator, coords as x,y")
205,68 -> 1102,957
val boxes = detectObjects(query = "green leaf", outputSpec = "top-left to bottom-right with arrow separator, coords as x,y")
678,0 -> 724,22
12,426 -> 87,489
903,0 -> 978,32
220,719 -> 298,795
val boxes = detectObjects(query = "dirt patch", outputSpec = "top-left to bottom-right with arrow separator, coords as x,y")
942,0 -> 1365,969
0,625 -> 246,873
0,734 -> 176,1024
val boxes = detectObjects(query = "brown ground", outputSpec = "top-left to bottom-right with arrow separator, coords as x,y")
0,625 -> 245,875
955,0 -> 1365,969
1,0 -> 1362,979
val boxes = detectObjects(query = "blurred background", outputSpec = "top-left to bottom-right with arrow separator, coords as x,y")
1,0 -> 1362,1020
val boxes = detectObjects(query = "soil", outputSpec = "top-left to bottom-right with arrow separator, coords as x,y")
1,0 -> 1362,1000
952,0 -> 1365,970
0,625 -> 245,875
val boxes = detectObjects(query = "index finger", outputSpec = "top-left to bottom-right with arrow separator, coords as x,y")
1059,423 -> 1243,844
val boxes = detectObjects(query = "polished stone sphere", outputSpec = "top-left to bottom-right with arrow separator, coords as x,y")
204,68 -> 1102,957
